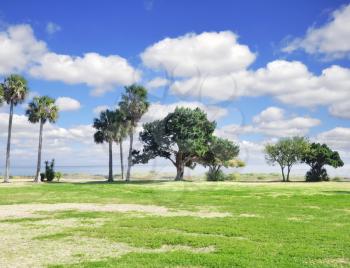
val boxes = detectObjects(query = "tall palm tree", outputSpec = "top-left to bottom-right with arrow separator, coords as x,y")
2,74 -> 29,183
119,84 -> 149,181
26,96 -> 59,183
114,109 -> 129,181
93,109 -> 118,182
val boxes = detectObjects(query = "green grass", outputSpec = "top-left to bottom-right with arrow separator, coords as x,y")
0,180 -> 349,267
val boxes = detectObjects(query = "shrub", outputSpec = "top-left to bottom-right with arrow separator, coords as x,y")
226,173 -> 240,181
41,159 -> 61,182
206,169 -> 226,181
55,172 -> 62,182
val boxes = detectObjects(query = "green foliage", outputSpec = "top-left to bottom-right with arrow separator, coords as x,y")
0,83 -> 4,105
265,136 -> 309,182
302,143 -> 344,182
93,109 -> 119,144
119,84 -> 150,127
205,169 -> 226,181
134,107 -> 216,180
40,159 -> 61,182
26,96 -> 58,124
1,74 -> 29,105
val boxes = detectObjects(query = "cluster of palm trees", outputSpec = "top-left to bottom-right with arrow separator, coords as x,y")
0,74 -> 59,183
93,84 -> 149,182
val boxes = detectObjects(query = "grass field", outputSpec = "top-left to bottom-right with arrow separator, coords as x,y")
0,176 -> 349,267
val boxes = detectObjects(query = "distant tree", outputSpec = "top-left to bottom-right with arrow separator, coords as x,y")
2,74 -> 29,183
0,84 -> 4,105
119,84 -> 149,181
114,109 -> 129,181
133,107 -> 216,180
26,96 -> 59,183
265,137 -> 309,182
93,109 -> 118,182
302,143 -> 344,182
199,137 -> 241,181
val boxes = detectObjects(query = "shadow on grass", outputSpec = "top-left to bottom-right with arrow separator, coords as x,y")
322,190 -> 350,195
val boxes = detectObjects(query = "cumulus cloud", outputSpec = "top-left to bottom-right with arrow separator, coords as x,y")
215,107 -> 320,139
0,24 -> 140,95
141,101 -> 228,123
282,4 -> 350,59
317,127 -> 350,151
46,22 -> 61,35
145,77 -> 169,90
0,24 -> 47,74
141,31 -> 256,77
55,97 -> 81,111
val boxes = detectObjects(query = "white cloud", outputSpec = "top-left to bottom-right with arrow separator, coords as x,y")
141,101 -> 228,123
145,77 -> 169,89
283,4 -> 350,59
0,24 -> 47,74
328,100 -> 350,119
0,24 -> 140,95
317,127 -> 350,151
141,31 -> 256,77
215,107 -> 320,139
55,97 -> 81,111
46,22 -> 61,35
30,52 -> 140,96
93,105 -> 111,115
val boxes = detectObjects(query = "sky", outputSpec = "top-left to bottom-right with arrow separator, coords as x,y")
0,0 -> 350,176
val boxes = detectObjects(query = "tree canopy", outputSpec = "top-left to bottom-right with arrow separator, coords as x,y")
302,143 -> 344,181
26,96 -> 58,124
2,74 -> 29,105
265,136 -> 309,182
134,107 -> 216,180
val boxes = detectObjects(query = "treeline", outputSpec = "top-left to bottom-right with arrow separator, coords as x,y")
93,85 -> 243,181
0,74 -> 59,183
265,137 -> 344,182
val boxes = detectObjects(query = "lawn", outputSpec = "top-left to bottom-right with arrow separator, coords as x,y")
0,177 -> 349,267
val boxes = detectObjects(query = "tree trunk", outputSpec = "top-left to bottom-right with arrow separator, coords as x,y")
126,129 -> 133,181
34,120 -> 44,183
119,140 -> 124,181
175,164 -> 185,181
108,140 -> 113,182
286,166 -> 291,182
280,166 -> 285,182
4,102 -> 14,183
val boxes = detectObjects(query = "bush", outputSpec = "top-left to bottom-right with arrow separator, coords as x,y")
225,173 -> 240,181
305,168 -> 329,182
206,169 -> 226,181
41,159 -> 62,182
55,172 -> 62,182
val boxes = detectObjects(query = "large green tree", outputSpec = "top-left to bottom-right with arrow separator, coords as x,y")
199,136 -> 241,181
2,74 -> 29,183
265,136 -> 309,182
133,107 -> 216,180
93,109 -> 119,182
302,143 -> 344,182
119,84 -> 149,181
26,96 -> 59,183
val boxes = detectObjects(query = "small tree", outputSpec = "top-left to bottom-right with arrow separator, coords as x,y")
133,107 -> 216,180
2,74 -> 29,183
199,137 -> 240,181
119,84 -> 149,181
302,143 -> 344,182
93,109 -> 119,182
265,137 -> 308,182
26,96 -> 59,183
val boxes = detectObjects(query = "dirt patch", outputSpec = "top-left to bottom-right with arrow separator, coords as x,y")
0,218 -> 215,268
0,203 -> 231,219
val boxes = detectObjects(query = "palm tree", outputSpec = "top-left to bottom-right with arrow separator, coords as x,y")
26,96 -> 59,183
114,109 -> 129,180
119,84 -> 149,181
93,109 -> 118,182
2,74 -> 29,183
0,85 -> 4,105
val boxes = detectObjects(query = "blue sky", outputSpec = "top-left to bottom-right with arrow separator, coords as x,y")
0,0 -> 350,176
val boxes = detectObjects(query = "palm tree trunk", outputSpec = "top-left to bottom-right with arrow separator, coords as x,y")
34,120 -> 44,183
119,140 -> 124,181
126,129 -> 133,182
108,140 -> 113,182
4,101 -> 14,183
